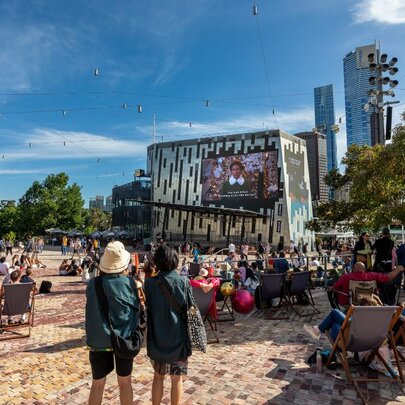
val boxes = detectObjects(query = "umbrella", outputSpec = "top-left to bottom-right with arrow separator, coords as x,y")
119,230 -> 131,237
68,229 -> 85,237
90,231 -> 102,239
45,228 -> 66,234
102,229 -> 120,238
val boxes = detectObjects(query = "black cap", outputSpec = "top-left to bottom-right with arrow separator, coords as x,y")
382,227 -> 390,236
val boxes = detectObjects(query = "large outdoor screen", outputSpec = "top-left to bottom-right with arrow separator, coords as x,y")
201,152 -> 279,208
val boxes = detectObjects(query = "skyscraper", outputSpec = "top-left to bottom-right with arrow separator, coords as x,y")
343,44 -> 377,147
314,84 -> 337,171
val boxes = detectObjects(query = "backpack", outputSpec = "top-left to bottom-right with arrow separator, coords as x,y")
39,280 -> 52,294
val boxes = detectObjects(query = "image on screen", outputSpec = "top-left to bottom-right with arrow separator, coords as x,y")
201,152 -> 279,203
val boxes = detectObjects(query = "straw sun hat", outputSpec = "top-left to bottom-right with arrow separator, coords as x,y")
99,241 -> 130,274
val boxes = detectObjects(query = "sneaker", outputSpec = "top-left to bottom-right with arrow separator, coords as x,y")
303,324 -> 321,340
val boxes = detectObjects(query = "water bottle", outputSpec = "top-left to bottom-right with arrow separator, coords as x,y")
316,349 -> 323,373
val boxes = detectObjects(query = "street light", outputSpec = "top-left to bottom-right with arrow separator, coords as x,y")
365,48 -> 400,145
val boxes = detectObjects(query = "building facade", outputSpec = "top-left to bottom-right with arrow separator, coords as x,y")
295,131 -> 328,205
89,195 -> 104,210
147,130 -> 314,247
314,84 -> 338,171
111,179 -> 152,239
344,44 -> 377,147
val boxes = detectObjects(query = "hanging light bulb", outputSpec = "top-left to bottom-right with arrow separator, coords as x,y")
29,142 -> 32,147
189,122 -> 192,127
253,4 -> 258,15
206,100 -> 210,107
137,105 -> 142,113
94,68 -> 99,76
97,158 -> 100,163
63,141 -> 66,146
122,103 -> 127,109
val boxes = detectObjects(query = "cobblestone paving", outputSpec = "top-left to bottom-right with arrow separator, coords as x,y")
1,250 -> 405,404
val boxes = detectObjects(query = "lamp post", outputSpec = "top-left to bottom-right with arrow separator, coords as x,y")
365,48 -> 399,145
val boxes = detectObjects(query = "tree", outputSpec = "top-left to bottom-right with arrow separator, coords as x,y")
0,204 -> 18,236
306,111 -> 405,233
83,208 -> 112,234
17,173 -> 84,235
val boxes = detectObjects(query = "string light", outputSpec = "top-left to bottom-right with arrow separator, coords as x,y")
94,68 -> 99,76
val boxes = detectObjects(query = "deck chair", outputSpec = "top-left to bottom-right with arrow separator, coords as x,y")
286,271 -> 320,318
326,305 -> 404,404
258,273 -> 288,320
188,262 -> 201,279
0,282 -> 36,339
348,280 -> 377,305
192,285 -> 219,343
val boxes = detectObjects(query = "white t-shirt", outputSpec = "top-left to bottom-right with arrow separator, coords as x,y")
228,243 -> 236,253
244,277 -> 259,290
0,262 -> 10,275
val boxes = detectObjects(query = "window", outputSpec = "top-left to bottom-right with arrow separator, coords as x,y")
278,204 -> 283,216
276,220 -> 282,233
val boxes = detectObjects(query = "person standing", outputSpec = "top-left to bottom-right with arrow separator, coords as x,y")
373,228 -> 395,273
22,235 -> 33,267
85,241 -> 142,405
5,239 -> 12,256
61,235 -> 68,256
145,245 -> 192,405
353,232 -> 373,270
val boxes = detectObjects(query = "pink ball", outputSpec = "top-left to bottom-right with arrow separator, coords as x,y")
231,290 -> 255,314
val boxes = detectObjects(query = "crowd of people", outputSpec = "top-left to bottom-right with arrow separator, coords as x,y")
2,228 -> 405,404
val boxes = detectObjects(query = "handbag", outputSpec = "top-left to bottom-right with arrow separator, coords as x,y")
95,276 -> 144,360
158,280 -> 207,353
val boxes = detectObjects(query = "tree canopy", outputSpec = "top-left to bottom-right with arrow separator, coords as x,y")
307,111 -> 405,234
17,173 -> 84,236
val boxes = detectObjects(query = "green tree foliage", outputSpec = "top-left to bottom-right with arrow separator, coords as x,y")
17,173 -> 84,235
307,111 -> 405,233
0,202 -> 18,236
83,208 -> 112,234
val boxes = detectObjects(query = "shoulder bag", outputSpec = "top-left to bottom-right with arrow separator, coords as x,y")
95,276 -> 144,359
158,279 -> 207,353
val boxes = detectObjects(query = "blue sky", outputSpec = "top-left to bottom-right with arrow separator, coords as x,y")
0,0 -> 404,205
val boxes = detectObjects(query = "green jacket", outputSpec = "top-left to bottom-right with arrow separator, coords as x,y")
85,274 -> 140,350
145,271 -> 191,363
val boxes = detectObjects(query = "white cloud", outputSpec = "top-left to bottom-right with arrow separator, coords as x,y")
0,169 -> 43,174
151,109 -> 315,141
352,0 -> 405,24
1,128 -> 150,161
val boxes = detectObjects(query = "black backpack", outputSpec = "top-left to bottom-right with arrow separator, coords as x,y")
39,280 -> 52,294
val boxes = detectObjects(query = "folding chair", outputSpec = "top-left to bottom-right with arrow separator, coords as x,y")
0,282 -> 36,339
285,271 -> 320,318
192,285 -> 219,343
259,273 -> 288,320
326,305 -> 404,404
348,280 -> 377,305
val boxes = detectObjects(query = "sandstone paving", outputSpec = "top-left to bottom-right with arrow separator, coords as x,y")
1,249 -> 405,404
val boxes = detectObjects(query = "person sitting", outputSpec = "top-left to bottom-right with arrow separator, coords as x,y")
304,295 -> 398,376
274,251 -> 290,274
0,256 -> 10,276
0,270 -> 24,324
243,267 -> 259,294
237,261 -> 247,283
180,257 -> 189,277
31,257 -> 47,269
59,259 -> 70,275
11,254 -> 20,268
190,268 -> 220,320
328,262 -> 405,308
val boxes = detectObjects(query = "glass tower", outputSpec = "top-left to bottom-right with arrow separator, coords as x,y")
314,84 -> 337,171
343,44 -> 377,147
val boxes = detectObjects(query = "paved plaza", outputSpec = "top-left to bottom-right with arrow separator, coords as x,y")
1,250 -> 405,404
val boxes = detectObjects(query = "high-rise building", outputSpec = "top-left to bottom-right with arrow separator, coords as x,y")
295,131 -> 329,204
89,195 -> 104,210
314,84 -> 337,171
344,44 -> 377,147
104,195 -> 112,213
